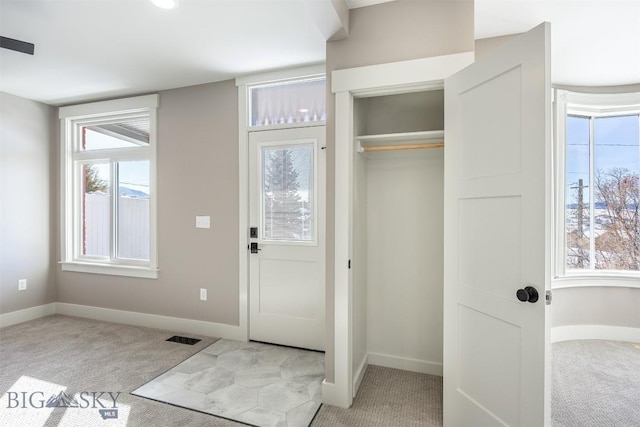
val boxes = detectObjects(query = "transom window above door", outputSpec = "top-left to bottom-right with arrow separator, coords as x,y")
249,77 -> 326,127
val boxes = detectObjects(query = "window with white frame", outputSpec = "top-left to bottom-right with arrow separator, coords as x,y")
556,90 -> 640,280
59,95 -> 158,278
249,77 -> 326,127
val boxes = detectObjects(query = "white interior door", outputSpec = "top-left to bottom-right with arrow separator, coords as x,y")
443,23 -> 552,426
249,126 -> 325,351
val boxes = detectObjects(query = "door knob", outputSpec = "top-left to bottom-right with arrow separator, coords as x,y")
516,286 -> 539,303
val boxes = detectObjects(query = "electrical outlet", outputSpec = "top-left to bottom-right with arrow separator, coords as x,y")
18,279 -> 27,291
200,288 -> 207,301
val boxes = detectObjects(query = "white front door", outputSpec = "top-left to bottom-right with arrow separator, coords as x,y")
443,23 -> 552,427
248,126 -> 326,351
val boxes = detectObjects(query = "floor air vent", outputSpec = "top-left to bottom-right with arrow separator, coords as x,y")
166,336 -> 201,345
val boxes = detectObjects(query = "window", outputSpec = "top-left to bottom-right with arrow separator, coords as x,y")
249,77 -> 326,127
261,143 -> 314,242
59,95 -> 158,278
556,90 -> 640,284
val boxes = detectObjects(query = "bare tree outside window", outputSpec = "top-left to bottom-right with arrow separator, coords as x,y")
565,112 -> 640,272
84,164 -> 107,193
593,168 -> 639,270
262,145 -> 313,241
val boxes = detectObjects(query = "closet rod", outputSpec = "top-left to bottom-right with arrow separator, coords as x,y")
362,142 -> 444,152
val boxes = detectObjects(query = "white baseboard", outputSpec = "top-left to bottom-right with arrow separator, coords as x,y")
353,354 -> 368,397
55,303 -> 246,341
367,352 -> 443,377
0,303 -> 57,328
322,379 -> 351,408
552,325 -> 640,343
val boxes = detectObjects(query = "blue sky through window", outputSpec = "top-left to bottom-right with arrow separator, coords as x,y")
566,114 -> 639,205
594,115 -> 640,173
565,111 -> 640,270
86,131 -> 150,197
566,115 -> 590,205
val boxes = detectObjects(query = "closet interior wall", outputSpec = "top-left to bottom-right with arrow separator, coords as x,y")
352,90 -> 445,386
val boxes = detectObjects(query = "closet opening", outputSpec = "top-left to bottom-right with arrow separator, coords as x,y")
351,87 -> 445,398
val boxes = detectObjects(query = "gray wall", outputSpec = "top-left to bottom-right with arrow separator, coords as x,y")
55,81 -> 240,326
324,0 -> 474,383
356,90 -> 444,135
0,92 -> 56,314
553,287 -> 640,328
328,0 -> 474,70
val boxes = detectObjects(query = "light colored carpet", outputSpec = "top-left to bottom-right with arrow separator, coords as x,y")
4,315 -> 636,427
133,339 -> 324,427
552,339 -> 640,427
312,365 -> 443,427
0,315 -> 443,427
0,314 -> 238,427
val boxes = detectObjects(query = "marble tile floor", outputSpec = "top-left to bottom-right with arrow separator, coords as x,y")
132,339 -> 324,427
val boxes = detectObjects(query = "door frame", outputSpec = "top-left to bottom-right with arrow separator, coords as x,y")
236,64 -> 327,343
329,51 -> 474,408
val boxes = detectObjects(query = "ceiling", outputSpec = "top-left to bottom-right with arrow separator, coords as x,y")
475,0 -> 640,88
1,0 -> 638,106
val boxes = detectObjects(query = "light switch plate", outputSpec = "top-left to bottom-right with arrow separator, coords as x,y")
195,216 -> 210,229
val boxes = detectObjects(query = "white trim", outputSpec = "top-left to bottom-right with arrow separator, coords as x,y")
353,354 -> 368,397
248,121 -> 327,133
60,262 -> 158,279
561,90 -> 640,114
236,69 -> 329,346
73,147 -> 151,162
552,275 -> 640,289
551,325 -> 640,343
61,111 -> 72,264
333,90 -> 354,408
238,80 -> 250,342
59,94 -> 158,279
0,302 -> 245,340
367,352 -> 443,377
332,53 -> 474,409
553,89 -> 640,281
235,64 -> 325,87
321,380 -> 344,407
55,303 -> 245,340
148,97 -> 159,272
0,303 -> 56,328
331,52 -> 474,94
553,88 -> 568,279
59,94 -> 159,119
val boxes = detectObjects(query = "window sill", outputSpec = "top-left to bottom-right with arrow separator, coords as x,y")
60,261 -> 158,279
552,274 -> 640,290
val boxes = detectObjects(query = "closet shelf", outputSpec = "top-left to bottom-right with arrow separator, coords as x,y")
356,130 -> 444,152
